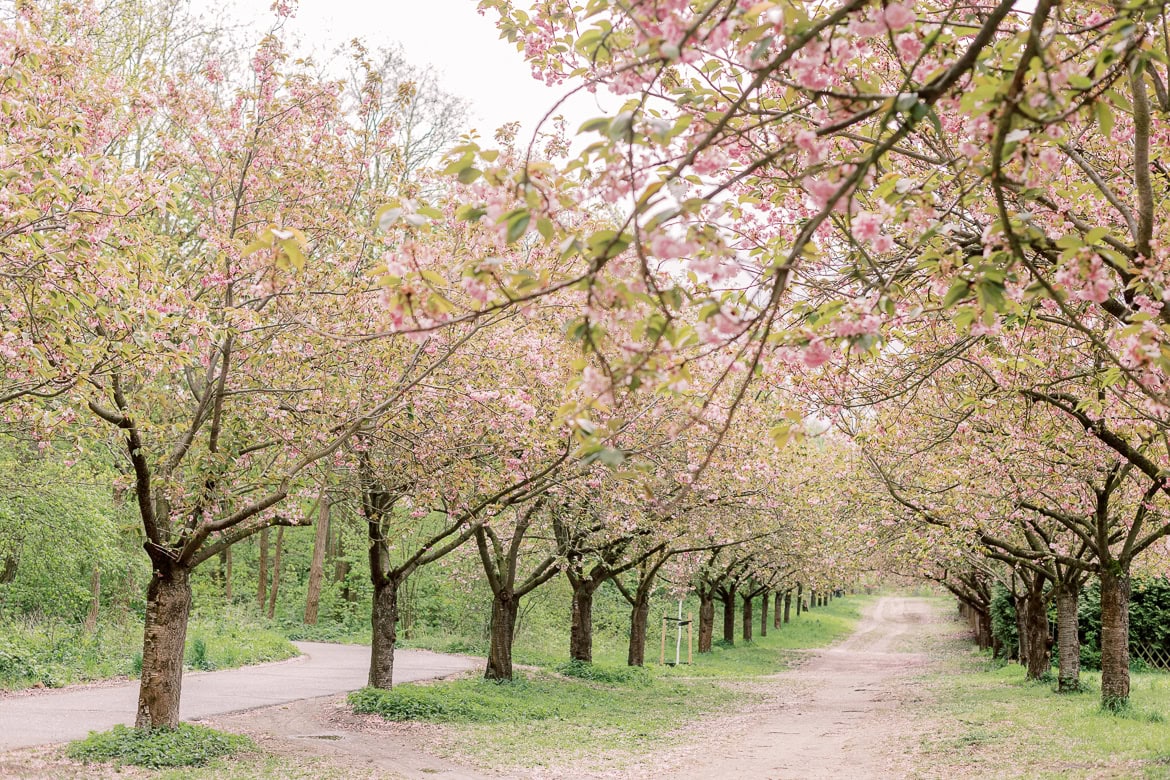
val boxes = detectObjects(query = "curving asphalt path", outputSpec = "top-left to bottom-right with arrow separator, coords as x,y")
0,642 -> 477,750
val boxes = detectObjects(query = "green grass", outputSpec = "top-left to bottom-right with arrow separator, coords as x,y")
352,595 -> 866,768
0,610 -> 298,690
919,620 -> 1170,780
66,724 -> 254,768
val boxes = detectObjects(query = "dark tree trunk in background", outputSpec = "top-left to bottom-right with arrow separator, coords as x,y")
304,497 -> 330,625
221,548 -> 233,601
135,564 -> 192,729
721,591 -> 736,644
1018,584 -> 1051,681
569,582 -> 596,662
369,575 -> 400,689
1055,582 -> 1081,692
741,593 -> 753,643
773,591 -> 782,629
760,590 -> 769,637
796,583 -> 803,615
698,593 -> 714,653
485,591 -> 519,680
783,591 -> 792,623
1099,567 -> 1131,708
266,526 -> 284,619
257,527 -> 269,610
627,590 -> 651,666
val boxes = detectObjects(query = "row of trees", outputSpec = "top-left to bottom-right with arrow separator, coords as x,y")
0,0 -> 867,729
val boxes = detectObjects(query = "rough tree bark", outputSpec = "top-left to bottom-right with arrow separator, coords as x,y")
741,593 -> 753,643
569,580 -> 597,662
783,590 -> 792,623
1055,580 -> 1081,693
266,526 -> 283,619
773,591 -> 782,629
698,591 -> 714,653
257,527 -> 269,610
485,590 -> 519,680
369,574 -> 401,689
135,564 -> 192,729
760,589 -> 768,637
304,496 -> 330,625
1099,567 -> 1131,708
627,589 -> 651,666
1017,582 -> 1051,681
720,588 -> 736,644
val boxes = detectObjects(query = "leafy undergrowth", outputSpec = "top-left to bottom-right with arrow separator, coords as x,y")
920,627 -> 1170,779
66,724 -> 254,769
0,611 -> 298,690
353,595 -> 866,768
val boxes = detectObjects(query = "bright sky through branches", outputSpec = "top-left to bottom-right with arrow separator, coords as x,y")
225,0 -> 599,140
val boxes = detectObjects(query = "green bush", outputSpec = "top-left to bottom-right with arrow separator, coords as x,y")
989,585 -> 1018,660
66,723 -> 253,768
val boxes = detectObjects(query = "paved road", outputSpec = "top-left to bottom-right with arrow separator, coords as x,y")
0,642 -> 477,750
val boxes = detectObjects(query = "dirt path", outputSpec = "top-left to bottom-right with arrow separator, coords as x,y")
0,642 -> 477,751
655,595 -> 937,780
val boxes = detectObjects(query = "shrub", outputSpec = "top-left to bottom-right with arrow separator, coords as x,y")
553,659 -> 652,686
66,724 -> 253,768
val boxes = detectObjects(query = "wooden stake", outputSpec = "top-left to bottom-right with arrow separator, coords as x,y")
660,615 -> 667,665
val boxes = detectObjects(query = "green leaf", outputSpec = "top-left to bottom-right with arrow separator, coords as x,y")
942,279 -> 970,307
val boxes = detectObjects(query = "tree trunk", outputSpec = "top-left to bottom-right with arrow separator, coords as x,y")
304,497 -> 330,625
569,581 -> 596,663
808,589 -> 815,609
257,527 -> 269,610
0,554 -> 16,583
135,565 -> 192,729
976,608 -> 993,650
698,593 -> 714,653
760,590 -> 769,637
266,526 -> 284,619
741,593 -> 753,643
627,590 -> 650,666
1099,567 -> 1131,709
1055,582 -> 1081,693
1013,595 -> 1028,666
721,592 -> 736,644
783,591 -> 792,623
773,591 -> 782,629
796,583 -> 803,615
84,566 -> 100,633
369,575 -> 400,689
1018,586 -> 1051,681
224,548 -> 233,601
485,591 -> 518,680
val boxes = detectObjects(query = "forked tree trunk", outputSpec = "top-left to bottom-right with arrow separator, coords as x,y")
266,526 -> 284,619
627,591 -> 651,666
741,594 -> 753,643
485,591 -> 519,680
783,591 -> 792,623
698,594 -> 714,653
1018,586 -> 1050,681
760,590 -> 769,637
136,565 -> 192,729
1099,567 -> 1131,708
1055,582 -> 1081,693
369,575 -> 400,689
569,581 -> 596,662
721,593 -> 736,644
304,498 -> 330,625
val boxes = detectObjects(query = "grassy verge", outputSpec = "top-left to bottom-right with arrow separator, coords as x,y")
67,724 -> 253,769
0,610 -> 298,690
918,615 -> 1170,779
352,595 -> 867,769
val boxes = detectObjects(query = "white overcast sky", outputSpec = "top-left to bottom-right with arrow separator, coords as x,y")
221,0 -> 604,141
